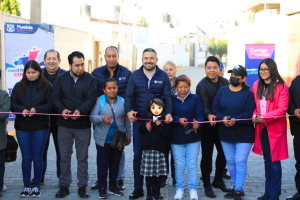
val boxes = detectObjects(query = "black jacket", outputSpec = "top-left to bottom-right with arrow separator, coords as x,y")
288,75 -> 300,124
11,79 -> 52,131
139,117 -> 170,154
42,67 -> 66,124
196,76 -> 229,119
51,71 -> 97,129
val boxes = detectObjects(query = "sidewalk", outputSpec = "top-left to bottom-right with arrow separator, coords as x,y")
2,121 -> 297,199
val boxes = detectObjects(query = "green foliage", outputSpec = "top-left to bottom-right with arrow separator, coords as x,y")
209,40 -> 217,56
209,39 -> 227,57
1,0 -> 21,16
139,16 -> 148,25
216,40 -> 227,57
254,40 -> 264,44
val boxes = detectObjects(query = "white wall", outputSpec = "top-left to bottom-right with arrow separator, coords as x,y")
227,15 -> 290,78
136,43 -> 190,69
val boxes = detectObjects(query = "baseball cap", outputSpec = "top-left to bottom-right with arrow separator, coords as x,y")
228,65 -> 248,77
220,62 -> 224,70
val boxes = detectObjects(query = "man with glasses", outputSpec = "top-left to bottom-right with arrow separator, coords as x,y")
196,56 -> 230,198
125,48 -> 173,199
91,46 -> 131,191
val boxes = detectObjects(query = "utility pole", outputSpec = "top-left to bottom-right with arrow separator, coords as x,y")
30,0 -> 42,24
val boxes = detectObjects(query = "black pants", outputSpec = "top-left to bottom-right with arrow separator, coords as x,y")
201,124 -> 226,188
291,120 -> 300,192
96,143 -> 122,189
0,149 -> 4,191
161,143 -> 175,182
42,123 -> 60,179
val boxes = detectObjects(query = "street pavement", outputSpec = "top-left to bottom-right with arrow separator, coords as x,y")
2,67 -> 298,199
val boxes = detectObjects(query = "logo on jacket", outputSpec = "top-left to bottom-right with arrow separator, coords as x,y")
154,80 -> 162,84
119,77 -> 127,81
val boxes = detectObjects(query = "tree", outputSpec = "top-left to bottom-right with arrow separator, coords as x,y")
209,40 -> 217,56
216,40 -> 227,58
139,16 -> 148,25
1,0 -> 21,16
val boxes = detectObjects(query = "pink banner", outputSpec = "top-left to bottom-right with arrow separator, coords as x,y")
245,44 -> 275,59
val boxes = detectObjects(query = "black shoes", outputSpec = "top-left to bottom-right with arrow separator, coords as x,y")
129,188 -> 144,199
108,186 -> 124,196
212,180 -> 231,192
287,192 -> 300,200
224,189 -> 235,199
160,180 -> 167,188
205,186 -> 216,198
78,186 -> 89,198
55,185 -> 70,198
258,194 -> 270,200
223,172 -> 231,179
98,188 -> 108,199
152,187 -> 163,199
118,180 -> 125,190
91,180 -> 99,190
234,191 -> 244,200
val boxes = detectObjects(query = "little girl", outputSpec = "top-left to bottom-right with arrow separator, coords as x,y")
139,97 -> 170,200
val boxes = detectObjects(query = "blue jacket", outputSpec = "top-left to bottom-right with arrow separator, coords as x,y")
171,93 -> 204,144
42,67 -> 66,85
92,64 -> 131,98
125,66 -> 172,118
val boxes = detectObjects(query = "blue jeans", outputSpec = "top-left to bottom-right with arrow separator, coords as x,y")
221,142 -> 253,191
117,150 -> 125,181
16,129 -> 49,186
133,121 -> 143,188
171,141 -> 201,191
261,127 -> 282,197
0,149 -> 5,191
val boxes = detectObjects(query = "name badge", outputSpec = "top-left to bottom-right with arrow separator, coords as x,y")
154,80 -> 163,84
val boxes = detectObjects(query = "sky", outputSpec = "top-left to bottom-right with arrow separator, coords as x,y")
18,0 -> 244,27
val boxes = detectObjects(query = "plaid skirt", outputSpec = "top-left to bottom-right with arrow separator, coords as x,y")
140,150 -> 167,177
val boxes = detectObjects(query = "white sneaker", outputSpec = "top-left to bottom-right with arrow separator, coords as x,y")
174,189 -> 184,200
189,189 -> 198,200
2,186 -> 6,191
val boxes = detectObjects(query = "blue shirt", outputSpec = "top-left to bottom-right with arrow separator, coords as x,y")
70,71 -> 79,83
104,96 -> 118,144
212,86 -> 256,143
143,67 -> 156,89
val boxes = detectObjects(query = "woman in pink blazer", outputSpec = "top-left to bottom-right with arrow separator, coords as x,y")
252,58 -> 289,200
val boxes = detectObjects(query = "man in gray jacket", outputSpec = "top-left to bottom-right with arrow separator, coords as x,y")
0,89 -> 11,199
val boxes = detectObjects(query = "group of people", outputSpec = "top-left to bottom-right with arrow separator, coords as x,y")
0,46 -> 299,200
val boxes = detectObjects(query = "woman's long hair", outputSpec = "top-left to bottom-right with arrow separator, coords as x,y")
256,58 -> 285,102
19,60 -> 51,96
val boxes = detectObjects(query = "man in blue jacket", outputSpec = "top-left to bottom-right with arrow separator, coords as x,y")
91,46 -> 131,191
125,48 -> 173,199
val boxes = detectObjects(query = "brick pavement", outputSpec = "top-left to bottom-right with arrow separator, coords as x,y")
1,122 -> 298,200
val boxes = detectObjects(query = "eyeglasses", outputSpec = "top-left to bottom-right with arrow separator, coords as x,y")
184,126 -> 195,134
259,68 -> 269,72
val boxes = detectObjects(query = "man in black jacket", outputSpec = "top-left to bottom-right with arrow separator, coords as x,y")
52,51 -> 97,199
287,75 -> 300,200
39,49 -> 66,186
91,46 -> 131,190
196,56 -> 230,198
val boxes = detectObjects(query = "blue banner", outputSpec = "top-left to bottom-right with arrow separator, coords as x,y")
245,44 -> 275,88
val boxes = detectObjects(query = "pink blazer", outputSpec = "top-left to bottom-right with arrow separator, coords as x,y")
252,80 -> 289,162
